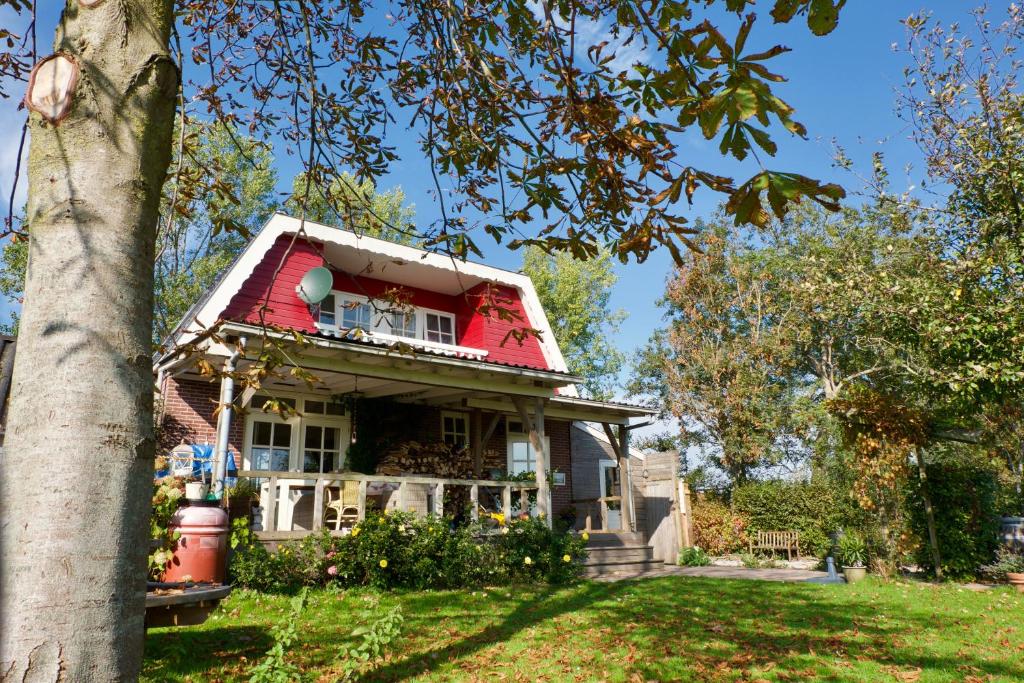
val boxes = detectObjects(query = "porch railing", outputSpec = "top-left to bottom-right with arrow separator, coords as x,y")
576,496 -> 624,532
236,470 -> 539,540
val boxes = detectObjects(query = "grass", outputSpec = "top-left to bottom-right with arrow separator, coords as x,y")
143,576 -> 1024,682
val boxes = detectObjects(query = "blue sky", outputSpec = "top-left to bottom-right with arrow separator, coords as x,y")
0,2 -> 980,396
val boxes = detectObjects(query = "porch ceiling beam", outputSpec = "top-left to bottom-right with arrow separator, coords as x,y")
464,397 -> 631,425
289,354 -> 556,398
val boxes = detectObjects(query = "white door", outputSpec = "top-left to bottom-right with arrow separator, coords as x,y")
598,460 -> 622,530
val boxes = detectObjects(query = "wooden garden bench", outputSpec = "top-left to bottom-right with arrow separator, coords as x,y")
748,530 -> 800,560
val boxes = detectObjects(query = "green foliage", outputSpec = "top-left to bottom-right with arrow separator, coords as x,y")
731,480 -> 845,557
285,172 -> 416,246
248,588 -> 308,683
690,498 -> 747,555
337,604 -> 405,681
837,533 -> 866,568
677,546 -> 711,567
230,512 -> 587,593
980,547 -> 1024,581
908,461 -> 1001,580
522,246 -> 625,399
149,478 -> 185,578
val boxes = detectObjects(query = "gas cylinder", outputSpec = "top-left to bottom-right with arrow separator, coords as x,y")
163,502 -> 229,584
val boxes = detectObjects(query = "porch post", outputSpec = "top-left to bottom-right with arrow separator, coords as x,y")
512,396 -> 551,527
471,408 -> 483,478
619,424 -> 636,533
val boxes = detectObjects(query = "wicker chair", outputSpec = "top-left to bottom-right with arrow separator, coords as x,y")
324,481 -> 360,530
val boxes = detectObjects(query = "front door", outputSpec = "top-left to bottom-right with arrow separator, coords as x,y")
598,461 -> 622,530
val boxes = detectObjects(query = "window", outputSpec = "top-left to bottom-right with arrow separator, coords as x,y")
340,298 -> 372,330
304,399 -> 345,416
507,439 -> 533,475
425,312 -> 455,344
390,311 -> 417,338
303,424 -> 342,473
250,421 -> 292,471
317,294 -> 336,326
441,411 -> 468,449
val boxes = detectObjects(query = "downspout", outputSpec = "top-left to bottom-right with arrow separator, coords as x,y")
212,336 -> 247,499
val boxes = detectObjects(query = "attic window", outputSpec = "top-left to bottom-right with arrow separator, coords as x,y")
317,294 -> 336,326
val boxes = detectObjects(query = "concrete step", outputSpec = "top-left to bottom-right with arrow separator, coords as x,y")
584,546 -> 655,564
584,531 -> 647,547
582,559 -> 667,577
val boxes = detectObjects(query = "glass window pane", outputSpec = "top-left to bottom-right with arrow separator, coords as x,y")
253,421 -> 271,446
273,424 -> 292,448
323,427 -> 338,450
318,294 -> 336,326
270,448 -> 290,471
251,447 -> 271,470
325,401 -> 345,416
439,316 -> 453,335
305,400 -> 325,415
303,451 -> 320,473
323,452 -> 337,473
305,425 -> 322,447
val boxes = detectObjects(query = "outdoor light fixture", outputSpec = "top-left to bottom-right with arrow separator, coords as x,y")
295,266 -> 333,305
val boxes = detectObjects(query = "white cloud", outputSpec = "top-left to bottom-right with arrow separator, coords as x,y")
529,0 -> 653,75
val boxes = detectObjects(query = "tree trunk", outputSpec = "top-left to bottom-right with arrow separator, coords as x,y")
0,2 -> 176,680
915,448 -> 943,580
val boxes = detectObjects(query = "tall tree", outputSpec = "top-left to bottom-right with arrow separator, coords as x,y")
522,246 -> 625,399
0,1 -> 846,677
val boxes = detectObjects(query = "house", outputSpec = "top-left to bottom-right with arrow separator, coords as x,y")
154,213 -> 660,542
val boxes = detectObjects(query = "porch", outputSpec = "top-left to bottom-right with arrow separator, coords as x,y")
238,469 -> 541,541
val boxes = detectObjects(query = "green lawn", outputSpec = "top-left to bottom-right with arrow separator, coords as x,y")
143,577 -> 1024,682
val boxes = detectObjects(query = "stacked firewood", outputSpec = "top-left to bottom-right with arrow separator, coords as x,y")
374,441 -> 475,478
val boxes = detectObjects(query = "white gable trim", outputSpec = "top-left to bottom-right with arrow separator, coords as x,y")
160,213 -> 571,376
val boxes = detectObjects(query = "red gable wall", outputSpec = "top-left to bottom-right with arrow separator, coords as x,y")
221,234 -> 551,370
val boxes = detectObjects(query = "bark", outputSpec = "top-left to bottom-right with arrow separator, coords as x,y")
915,448 -> 943,580
0,2 -> 176,680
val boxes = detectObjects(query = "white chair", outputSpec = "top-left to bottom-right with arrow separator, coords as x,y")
324,481 -> 360,530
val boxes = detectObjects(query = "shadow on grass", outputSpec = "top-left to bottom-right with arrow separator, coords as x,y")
142,577 -> 1024,682
371,577 -> 1024,682
144,625 -> 272,680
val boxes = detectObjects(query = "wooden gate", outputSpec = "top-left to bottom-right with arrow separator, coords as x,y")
632,451 -> 691,563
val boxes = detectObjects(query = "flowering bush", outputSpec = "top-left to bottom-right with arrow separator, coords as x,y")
691,499 -> 748,555
230,511 -> 588,592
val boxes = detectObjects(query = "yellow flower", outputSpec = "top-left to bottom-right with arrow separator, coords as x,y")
581,532 -> 589,542
397,524 -> 405,533
379,559 -> 388,569
352,527 -> 360,537
562,554 -> 571,563
524,556 -> 532,565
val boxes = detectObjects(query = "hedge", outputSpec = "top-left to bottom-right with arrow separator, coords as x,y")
731,480 -> 846,557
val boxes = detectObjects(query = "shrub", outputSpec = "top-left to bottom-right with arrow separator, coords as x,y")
677,546 -> 710,567
731,480 -> 845,557
907,461 -> 1001,580
690,498 -> 747,555
230,511 -> 587,592
980,547 -> 1024,581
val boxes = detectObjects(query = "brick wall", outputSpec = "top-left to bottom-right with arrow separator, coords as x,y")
158,376 -> 243,467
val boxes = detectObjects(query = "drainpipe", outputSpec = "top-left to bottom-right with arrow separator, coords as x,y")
212,336 -> 247,500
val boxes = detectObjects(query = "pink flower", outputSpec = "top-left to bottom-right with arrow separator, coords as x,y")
326,551 -> 337,559
326,565 -> 338,576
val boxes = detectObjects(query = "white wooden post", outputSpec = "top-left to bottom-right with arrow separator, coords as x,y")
398,481 -> 407,512
312,478 -> 325,531
433,482 -> 444,517
502,485 -> 512,521
470,484 -> 479,521
357,479 -> 367,521
265,476 -> 278,533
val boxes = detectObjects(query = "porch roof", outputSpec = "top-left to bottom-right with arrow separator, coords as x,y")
163,322 -> 655,425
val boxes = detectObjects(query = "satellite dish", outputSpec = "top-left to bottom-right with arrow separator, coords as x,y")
295,266 -> 333,304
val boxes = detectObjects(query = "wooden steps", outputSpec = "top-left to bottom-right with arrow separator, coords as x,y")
582,531 -> 668,579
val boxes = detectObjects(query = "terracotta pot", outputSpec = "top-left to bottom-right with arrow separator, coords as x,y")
1007,572 -> 1024,593
842,565 -> 867,584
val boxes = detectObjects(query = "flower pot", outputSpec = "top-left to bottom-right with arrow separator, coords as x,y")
1007,572 -> 1024,593
842,565 -> 867,584
185,482 -> 208,501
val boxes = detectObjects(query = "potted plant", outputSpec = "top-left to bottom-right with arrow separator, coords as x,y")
981,548 -> 1024,592
838,532 -> 867,584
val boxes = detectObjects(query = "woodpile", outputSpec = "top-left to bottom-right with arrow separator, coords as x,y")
374,441 -> 475,478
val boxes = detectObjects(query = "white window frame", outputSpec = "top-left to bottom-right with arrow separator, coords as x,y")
423,310 -> 456,345
440,410 -> 469,450
299,415 -> 348,474
505,417 -> 550,476
242,392 -> 350,473
312,290 -> 488,357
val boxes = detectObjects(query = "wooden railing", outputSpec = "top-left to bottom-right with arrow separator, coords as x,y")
237,470 -> 539,540
576,496 -> 624,532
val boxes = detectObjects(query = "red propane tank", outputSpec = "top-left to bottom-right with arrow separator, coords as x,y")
163,502 -> 229,584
